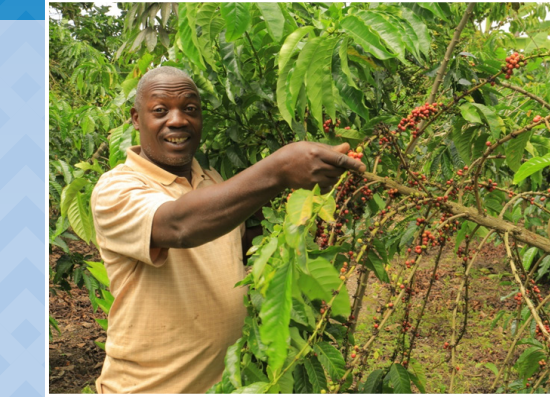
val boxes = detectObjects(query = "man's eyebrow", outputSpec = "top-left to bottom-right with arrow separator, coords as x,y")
150,92 -> 199,99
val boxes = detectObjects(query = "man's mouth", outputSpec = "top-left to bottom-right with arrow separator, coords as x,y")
165,137 -> 189,144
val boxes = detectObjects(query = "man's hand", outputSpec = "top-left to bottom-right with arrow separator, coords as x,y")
274,141 -> 366,192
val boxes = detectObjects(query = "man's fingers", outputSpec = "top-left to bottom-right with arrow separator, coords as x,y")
322,150 -> 366,173
332,142 -> 350,154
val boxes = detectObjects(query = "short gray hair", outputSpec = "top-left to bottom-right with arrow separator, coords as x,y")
134,66 -> 197,110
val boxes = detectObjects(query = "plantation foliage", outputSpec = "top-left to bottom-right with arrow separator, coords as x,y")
49,2 -> 550,393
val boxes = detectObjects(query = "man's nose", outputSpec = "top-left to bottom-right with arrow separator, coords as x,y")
166,110 -> 188,127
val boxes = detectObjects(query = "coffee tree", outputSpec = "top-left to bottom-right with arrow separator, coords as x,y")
49,2 -> 550,393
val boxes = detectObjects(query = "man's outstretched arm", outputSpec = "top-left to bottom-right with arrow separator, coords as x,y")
151,141 -> 366,248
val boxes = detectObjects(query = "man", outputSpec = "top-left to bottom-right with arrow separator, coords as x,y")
91,66 -> 365,393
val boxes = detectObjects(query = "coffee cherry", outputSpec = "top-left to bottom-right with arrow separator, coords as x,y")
533,115 -> 542,123
486,141 -> 491,146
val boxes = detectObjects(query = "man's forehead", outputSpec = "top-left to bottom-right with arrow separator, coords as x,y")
144,75 -> 199,95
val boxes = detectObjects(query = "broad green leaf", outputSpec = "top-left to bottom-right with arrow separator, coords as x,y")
178,3 -> 206,71
313,341 -> 346,381
276,59 -> 295,127
293,363 -> 313,393
460,103 -> 482,124
291,298 -> 316,329
400,8 -> 431,58
226,145 -> 247,168
243,363 -> 268,384
416,2 -> 450,21
341,15 -> 396,60
338,37 -> 357,88
389,363 -> 412,393
514,346 -> 546,379
144,27 -> 157,52
67,192 -> 94,244
522,247 -> 538,271
513,153 -> 550,184
60,178 -> 89,217
361,369 -> 384,393
484,362 -> 499,377
451,121 -> 472,165
306,37 -> 337,129
356,11 -> 404,61
256,2 -> 285,43
259,261 -> 293,372
313,195 -> 336,223
298,257 -> 351,318
85,261 -> 110,287
230,382 -> 269,394
366,250 -> 390,283
304,355 -> 327,393
225,337 -> 245,388
289,37 -> 323,117
286,189 -> 314,225
220,3 -> 250,42
278,26 -> 314,71
94,318 -> 108,331
252,236 -> 278,283
407,359 -> 427,393
470,103 -> 503,140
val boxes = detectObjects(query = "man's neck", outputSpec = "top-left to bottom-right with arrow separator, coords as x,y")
139,149 -> 193,183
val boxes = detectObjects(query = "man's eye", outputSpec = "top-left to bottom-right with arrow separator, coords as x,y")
186,106 -> 197,112
153,108 -> 165,113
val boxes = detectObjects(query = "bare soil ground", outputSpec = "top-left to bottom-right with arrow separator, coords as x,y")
49,241 -> 106,394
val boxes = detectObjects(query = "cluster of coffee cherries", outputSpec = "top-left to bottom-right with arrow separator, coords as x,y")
407,171 -> 428,187
347,146 -> 364,160
339,261 -> 349,276
527,279 -> 544,302
535,321 -> 550,339
322,118 -> 341,133
401,319 -> 413,333
533,115 -> 543,123
482,179 -> 498,193
539,359 -> 547,367
513,292 -> 523,307
404,258 -> 415,269
350,345 -> 360,359
456,165 -> 469,177
443,341 -> 451,350
319,300 -> 328,315
397,102 -> 442,138
502,52 -> 527,79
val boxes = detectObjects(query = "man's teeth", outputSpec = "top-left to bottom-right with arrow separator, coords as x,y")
166,137 -> 189,143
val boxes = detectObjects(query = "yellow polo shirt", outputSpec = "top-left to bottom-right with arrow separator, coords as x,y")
91,146 -> 247,393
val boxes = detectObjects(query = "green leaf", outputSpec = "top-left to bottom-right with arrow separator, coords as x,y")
84,261 -> 110,287
356,11 -> 405,61
225,337 -> 245,388
178,3 -> 206,71
289,37 -> 323,118
513,153 -> 550,184
305,37 -> 338,128
416,2 -> 449,21
522,247 -> 538,271
514,346 -> 546,379
366,250 -> 390,283
400,8 -> 431,59
286,189 -> 314,225
144,27 -> 157,52
360,369 -> 384,393
298,257 -> 351,318
484,363 -> 499,377
332,49 -> 370,121
259,260 -> 293,372
60,178 -> 89,217
341,15 -> 396,60
313,341 -> 346,381
451,120 -> 472,165
389,363 -> 412,393
243,363 -> 268,384
460,103 -> 482,124
252,236 -> 278,284
470,103 -> 503,140
230,382 -> 269,394
220,3 -> 250,42
313,195 -> 336,223
293,364 -> 313,393
407,359 -> 427,393
226,145 -> 247,168
256,2 -> 285,43
67,192 -> 94,244
278,26 -> 314,72
304,355 -> 327,393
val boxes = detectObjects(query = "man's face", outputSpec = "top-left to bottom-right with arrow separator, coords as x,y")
131,74 -> 203,173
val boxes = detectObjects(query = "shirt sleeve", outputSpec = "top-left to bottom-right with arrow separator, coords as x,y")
91,171 -> 174,267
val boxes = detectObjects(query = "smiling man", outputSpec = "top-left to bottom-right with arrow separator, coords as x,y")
91,66 -> 365,394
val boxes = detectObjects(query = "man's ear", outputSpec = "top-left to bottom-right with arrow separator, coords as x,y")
130,107 -> 140,130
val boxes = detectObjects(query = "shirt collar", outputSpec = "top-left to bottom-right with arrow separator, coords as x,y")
125,146 -> 209,187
